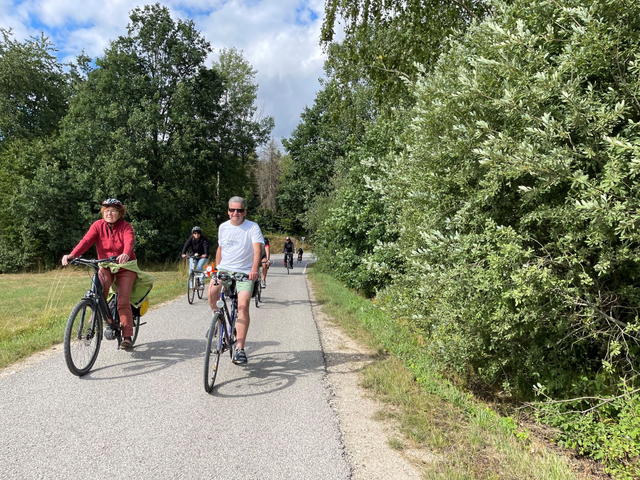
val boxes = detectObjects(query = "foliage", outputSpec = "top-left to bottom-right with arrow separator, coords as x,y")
322,0 -> 490,107
308,111 -> 407,297
0,4 -> 272,271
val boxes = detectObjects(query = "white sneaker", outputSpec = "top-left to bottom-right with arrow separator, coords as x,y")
261,281 -> 266,288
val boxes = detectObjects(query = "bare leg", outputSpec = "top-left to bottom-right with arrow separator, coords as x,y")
235,291 -> 252,349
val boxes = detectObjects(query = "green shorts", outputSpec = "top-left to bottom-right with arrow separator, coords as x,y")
218,269 -> 254,293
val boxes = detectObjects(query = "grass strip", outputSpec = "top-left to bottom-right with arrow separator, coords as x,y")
0,264 -> 188,370
309,270 -> 577,479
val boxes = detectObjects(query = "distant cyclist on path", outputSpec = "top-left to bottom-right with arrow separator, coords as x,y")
283,236 -> 295,269
208,196 -> 264,364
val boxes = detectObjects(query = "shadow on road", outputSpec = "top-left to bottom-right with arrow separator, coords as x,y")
78,338 -> 205,380
208,342 -> 371,398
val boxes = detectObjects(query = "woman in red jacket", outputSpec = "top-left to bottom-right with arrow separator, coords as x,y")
61,199 -> 138,349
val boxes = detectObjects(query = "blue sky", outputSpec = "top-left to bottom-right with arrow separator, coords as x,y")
1,0 -> 329,143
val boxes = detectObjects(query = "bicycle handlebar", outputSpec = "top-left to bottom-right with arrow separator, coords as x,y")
70,256 -> 117,267
215,271 -> 249,283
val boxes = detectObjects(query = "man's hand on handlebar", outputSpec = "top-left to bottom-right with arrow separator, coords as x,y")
61,254 -> 74,266
248,269 -> 259,281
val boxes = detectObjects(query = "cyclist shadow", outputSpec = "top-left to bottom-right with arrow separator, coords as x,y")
80,338 -> 204,380
253,298 -> 310,309
210,342 -> 329,398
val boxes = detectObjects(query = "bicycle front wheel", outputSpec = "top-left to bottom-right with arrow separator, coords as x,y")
197,275 -> 204,299
187,272 -> 196,304
204,312 -> 224,392
257,282 -> 262,303
64,298 -> 102,376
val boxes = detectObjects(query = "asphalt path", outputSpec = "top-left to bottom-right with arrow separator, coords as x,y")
0,253 -> 350,479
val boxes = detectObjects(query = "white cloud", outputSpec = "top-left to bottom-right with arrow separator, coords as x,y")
0,0 -> 328,141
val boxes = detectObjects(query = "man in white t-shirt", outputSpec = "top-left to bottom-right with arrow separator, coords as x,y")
208,196 -> 264,364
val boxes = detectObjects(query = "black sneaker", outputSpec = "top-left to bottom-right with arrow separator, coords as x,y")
233,348 -> 247,364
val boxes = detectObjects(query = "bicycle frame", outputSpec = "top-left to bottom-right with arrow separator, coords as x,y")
76,260 -> 113,341
217,277 -> 238,354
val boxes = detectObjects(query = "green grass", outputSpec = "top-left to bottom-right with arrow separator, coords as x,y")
0,261 -> 188,370
309,270 -> 578,480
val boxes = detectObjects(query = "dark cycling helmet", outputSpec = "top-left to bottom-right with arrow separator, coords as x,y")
286,236 -> 290,240
192,226 -> 202,233
102,198 -> 123,209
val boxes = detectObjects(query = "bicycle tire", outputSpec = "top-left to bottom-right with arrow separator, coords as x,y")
187,271 -> 196,304
258,282 -> 262,303
64,298 -> 102,376
132,315 -> 140,345
204,312 -> 223,392
197,275 -> 204,299
255,282 -> 260,308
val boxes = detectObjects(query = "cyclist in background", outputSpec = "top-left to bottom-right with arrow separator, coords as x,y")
208,196 -> 264,364
283,236 -> 295,269
261,236 -> 270,288
182,226 -> 210,275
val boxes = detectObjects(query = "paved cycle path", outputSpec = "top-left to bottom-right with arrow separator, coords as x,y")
0,254 -> 350,479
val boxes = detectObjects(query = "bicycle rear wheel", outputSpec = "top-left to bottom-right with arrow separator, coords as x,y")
187,272 -> 196,304
257,281 -> 262,303
132,315 -> 140,345
64,298 -> 102,376
204,312 -> 224,392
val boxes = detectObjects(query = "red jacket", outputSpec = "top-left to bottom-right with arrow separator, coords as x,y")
71,218 -> 136,260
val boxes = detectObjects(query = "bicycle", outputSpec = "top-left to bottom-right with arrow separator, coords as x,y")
63,257 -> 146,376
284,252 -> 294,274
186,254 -> 207,304
204,271 -> 247,392
254,265 -> 263,308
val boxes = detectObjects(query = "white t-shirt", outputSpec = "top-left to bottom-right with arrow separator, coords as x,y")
217,219 -> 264,274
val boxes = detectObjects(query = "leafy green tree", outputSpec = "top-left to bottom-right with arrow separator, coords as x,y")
0,30 -> 73,271
322,0 -> 489,107
59,3 -> 227,261
213,47 -> 274,206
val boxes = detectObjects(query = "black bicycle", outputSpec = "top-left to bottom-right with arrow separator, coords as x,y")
63,257 -> 145,376
284,252 -> 294,274
204,271 -> 247,392
186,254 -> 207,304
254,266 -> 263,308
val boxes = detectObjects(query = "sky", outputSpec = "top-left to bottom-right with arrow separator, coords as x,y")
0,0 -> 330,143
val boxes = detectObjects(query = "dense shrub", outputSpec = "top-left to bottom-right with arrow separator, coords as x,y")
366,0 -> 640,474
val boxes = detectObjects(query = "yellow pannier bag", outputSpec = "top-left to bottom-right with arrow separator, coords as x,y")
139,297 -> 150,316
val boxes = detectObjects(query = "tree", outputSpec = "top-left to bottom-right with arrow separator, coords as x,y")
257,138 -> 281,212
59,3 -> 226,261
0,30 -> 73,271
322,0 -> 489,108
213,48 -> 274,204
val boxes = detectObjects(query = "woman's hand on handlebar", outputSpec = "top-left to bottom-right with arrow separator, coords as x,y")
61,254 -> 74,266
181,254 -> 186,258
116,253 -> 130,264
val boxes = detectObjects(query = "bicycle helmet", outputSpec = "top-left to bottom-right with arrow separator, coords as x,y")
102,198 -> 123,209
192,226 -> 202,233
286,236 -> 290,240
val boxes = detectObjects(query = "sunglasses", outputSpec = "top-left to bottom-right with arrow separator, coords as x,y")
228,208 -> 245,213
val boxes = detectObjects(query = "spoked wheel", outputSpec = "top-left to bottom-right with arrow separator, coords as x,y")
197,275 -> 204,299
132,315 -> 141,345
64,299 -> 102,376
286,258 -> 290,275
204,312 -> 224,392
187,272 -> 196,304
257,281 -> 262,303
254,281 -> 260,308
